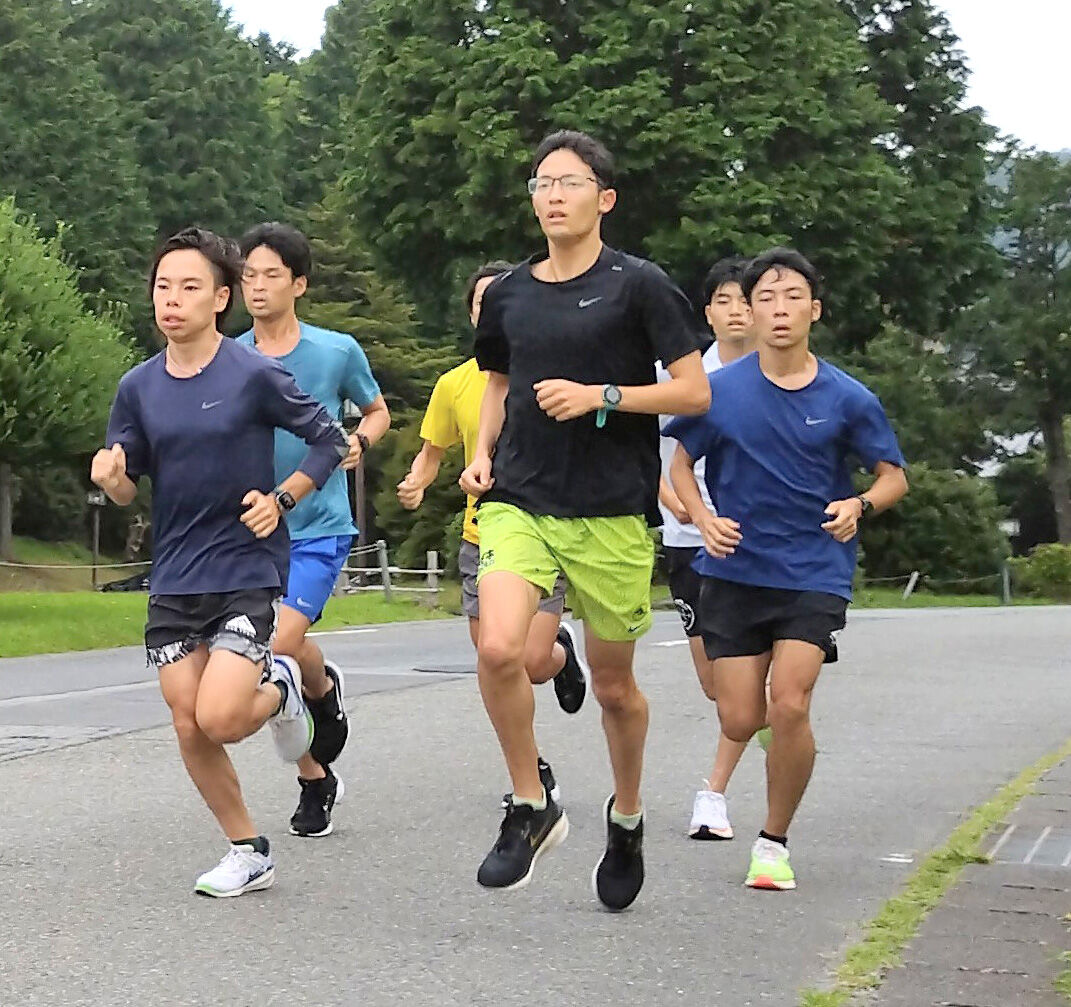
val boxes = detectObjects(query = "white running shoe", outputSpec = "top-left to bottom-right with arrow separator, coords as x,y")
194,844 -> 275,898
689,785 -> 734,840
268,655 -> 314,762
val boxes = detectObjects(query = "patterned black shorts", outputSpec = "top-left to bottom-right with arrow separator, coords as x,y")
145,589 -> 279,668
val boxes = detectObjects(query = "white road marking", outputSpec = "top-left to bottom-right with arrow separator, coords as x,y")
987,823 -> 1017,860
1023,826 -> 1052,864
653,640 -> 689,648
309,628 -> 379,638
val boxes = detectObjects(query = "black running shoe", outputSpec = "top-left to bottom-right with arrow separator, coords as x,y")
308,660 -> 348,767
552,622 -> 588,715
500,757 -> 562,810
592,794 -> 645,911
477,795 -> 569,890
289,768 -> 344,837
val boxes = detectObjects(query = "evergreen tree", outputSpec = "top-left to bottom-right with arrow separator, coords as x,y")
0,0 -> 154,316
0,200 -> 135,558
67,0 -> 288,240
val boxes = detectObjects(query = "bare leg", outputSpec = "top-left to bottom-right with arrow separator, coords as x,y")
160,647 -> 270,841
687,636 -> 748,793
523,610 -> 565,685
476,571 -> 543,801
585,632 -> 646,815
764,640 -> 824,836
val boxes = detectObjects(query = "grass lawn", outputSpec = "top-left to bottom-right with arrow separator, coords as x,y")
0,590 -> 450,659
0,536 -> 127,592
1,563 -> 1061,660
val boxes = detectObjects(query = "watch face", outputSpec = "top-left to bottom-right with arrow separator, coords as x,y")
605,384 -> 623,406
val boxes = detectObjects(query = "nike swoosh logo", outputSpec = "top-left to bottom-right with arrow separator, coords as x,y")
805,417 -> 828,426
201,400 -> 223,410
296,597 -> 311,607
578,297 -> 603,309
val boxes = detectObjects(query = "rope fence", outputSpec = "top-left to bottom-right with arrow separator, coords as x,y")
3,541 -> 1018,606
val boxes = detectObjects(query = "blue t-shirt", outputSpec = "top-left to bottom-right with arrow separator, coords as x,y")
237,323 -> 380,540
664,353 -> 905,600
105,338 -> 349,595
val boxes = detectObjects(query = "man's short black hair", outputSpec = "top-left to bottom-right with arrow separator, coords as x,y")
701,256 -> 749,307
239,222 -> 312,281
149,226 -> 242,324
465,260 -> 512,312
532,130 -> 615,189
741,247 -> 823,302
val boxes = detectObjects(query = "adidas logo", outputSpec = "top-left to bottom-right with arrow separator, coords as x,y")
222,615 -> 257,638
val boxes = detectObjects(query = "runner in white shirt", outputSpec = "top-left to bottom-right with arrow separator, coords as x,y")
657,257 -> 757,841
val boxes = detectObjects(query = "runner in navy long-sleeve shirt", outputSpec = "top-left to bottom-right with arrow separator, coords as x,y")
91,228 -> 348,899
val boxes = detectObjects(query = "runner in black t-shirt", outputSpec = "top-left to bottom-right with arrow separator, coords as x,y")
460,130 -> 710,910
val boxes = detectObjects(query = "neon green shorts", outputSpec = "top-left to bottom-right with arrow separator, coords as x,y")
476,502 -> 655,642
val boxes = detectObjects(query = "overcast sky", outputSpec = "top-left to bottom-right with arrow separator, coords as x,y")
225,0 -> 1069,152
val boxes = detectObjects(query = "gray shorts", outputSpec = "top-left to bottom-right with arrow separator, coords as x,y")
458,539 -> 566,619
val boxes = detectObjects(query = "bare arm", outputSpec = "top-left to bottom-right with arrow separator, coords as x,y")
658,475 -> 691,525
397,441 -> 446,510
344,394 -> 391,470
533,350 -> 710,422
822,461 -> 909,542
670,442 -> 741,557
460,371 -> 508,497
476,371 -> 508,458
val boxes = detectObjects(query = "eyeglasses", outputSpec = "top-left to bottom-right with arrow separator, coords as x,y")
527,174 -> 599,195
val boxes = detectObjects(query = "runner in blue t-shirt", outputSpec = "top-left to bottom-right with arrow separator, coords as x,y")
664,247 -> 908,893
238,222 -> 390,838
92,228 -> 349,898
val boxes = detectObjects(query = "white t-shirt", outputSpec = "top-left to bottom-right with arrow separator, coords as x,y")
657,342 -> 723,548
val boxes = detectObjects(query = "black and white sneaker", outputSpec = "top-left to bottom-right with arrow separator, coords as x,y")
308,659 -> 348,768
552,622 -> 588,715
289,767 -> 345,837
592,794 -> 645,911
500,757 -> 561,809
477,794 -> 569,890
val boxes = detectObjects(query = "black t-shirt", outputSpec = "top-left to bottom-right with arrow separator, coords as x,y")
474,246 -> 704,524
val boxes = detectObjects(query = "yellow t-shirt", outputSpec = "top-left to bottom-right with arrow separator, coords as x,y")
419,358 -> 487,545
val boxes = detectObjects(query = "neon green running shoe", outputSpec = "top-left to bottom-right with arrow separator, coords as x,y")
745,838 -> 796,891
755,727 -> 772,752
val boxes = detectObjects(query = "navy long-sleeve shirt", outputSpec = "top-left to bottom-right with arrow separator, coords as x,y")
105,338 -> 348,595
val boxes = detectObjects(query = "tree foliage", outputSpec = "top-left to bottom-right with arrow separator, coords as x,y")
0,200 -> 136,553
956,151 -> 1071,542
0,0 -> 154,315
67,0 -> 287,241
840,0 -> 998,334
859,463 -> 1008,587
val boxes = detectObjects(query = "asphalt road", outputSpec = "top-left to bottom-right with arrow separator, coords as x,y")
0,606 -> 1068,1006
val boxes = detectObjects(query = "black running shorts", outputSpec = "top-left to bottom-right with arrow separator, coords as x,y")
145,589 -> 279,668
662,546 -> 703,638
698,578 -> 847,663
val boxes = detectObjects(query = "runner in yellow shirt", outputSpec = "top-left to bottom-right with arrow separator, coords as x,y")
398,262 -> 588,805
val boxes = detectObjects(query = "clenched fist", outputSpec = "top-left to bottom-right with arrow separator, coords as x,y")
240,490 -> 281,539
91,444 -> 127,491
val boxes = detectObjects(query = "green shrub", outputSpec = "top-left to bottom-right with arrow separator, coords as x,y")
859,464 -> 1009,592
1009,544 -> 1071,601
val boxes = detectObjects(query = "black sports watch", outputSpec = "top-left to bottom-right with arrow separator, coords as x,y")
355,432 -> 371,455
856,494 -> 873,517
274,489 -> 297,513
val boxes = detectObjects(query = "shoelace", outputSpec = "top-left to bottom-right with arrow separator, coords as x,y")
215,846 -> 262,876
